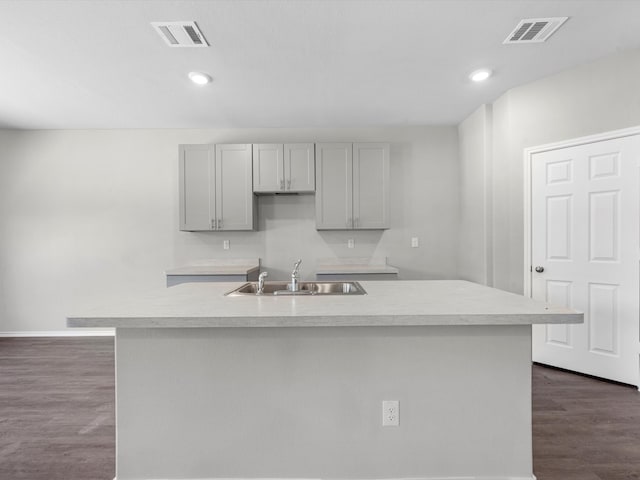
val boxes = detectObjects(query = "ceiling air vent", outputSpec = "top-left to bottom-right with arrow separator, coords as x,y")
151,21 -> 209,47
503,17 -> 568,44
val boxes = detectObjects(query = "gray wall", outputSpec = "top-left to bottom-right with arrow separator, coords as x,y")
0,127 -> 459,333
459,48 -> 640,293
457,104 -> 492,285
8,47 -> 637,333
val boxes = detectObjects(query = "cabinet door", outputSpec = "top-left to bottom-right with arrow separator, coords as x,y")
252,144 -> 284,193
285,143 -> 315,192
179,144 -> 214,231
215,144 -> 256,231
353,143 -> 390,229
315,143 -> 353,230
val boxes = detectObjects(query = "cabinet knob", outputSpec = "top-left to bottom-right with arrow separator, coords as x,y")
535,266 -> 544,273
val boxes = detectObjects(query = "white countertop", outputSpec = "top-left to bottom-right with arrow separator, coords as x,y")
67,280 -> 582,329
165,258 -> 260,276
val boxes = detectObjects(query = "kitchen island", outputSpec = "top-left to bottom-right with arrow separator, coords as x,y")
68,280 -> 581,480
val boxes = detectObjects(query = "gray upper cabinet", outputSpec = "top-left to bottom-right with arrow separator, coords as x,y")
179,144 -> 212,231
215,144 -> 256,230
179,144 -> 256,231
352,143 -> 390,229
253,143 -> 315,193
285,143 -> 315,192
315,142 -> 390,230
252,144 -> 283,193
315,143 -> 353,229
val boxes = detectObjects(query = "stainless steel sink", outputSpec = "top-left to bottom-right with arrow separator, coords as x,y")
225,281 -> 367,296
227,282 -> 314,295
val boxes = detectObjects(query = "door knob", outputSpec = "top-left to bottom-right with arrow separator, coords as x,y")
535,266 -> 544,273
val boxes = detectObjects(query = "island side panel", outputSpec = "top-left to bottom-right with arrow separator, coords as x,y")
115,325 -> 533,480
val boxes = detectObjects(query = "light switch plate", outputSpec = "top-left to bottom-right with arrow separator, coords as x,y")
223,240 -> 230,250
411,237 -> 419,248
348,239 -> 355,249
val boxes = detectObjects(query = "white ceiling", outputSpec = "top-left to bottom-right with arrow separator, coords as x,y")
1,0 -> 639,129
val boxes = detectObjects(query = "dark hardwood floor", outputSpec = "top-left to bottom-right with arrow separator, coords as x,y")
0,337 -> 115,480
1,337 -> 640,480
532,363 -> 640,480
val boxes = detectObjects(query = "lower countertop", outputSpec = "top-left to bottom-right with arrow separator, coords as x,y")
67,280 -> 582,329
165,258 -> 260,276
315,257 -> 399,275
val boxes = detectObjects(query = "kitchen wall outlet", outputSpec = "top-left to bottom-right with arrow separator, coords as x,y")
223,240 -> 230,250
382,400 -> 399,426
411,237 -> 419,248
348,239 -> 355,249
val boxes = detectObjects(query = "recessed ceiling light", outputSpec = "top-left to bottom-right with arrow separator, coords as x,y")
469,69 -> 492,82
188,72 -> 212,85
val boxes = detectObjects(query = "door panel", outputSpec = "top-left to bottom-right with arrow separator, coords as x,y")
546,195 -> 572,260
315,143 -> 353,230
588,282 -> 618,355
253,144 -> 284,193
215,144 -> 254,231
179,144 -> 214,231
285,143 -> 315,192
531,135 -> 640,385
545,280 -> 573,347
353,143 -> 390,229
589,191 -> 618,261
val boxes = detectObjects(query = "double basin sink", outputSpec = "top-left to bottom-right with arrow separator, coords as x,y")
225,281 -> 367,296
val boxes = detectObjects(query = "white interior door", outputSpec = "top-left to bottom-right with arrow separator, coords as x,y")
531,135 -> 640,386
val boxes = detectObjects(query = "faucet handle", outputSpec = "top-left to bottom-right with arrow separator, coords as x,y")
292,259 -> 302,277
257,271 -> 268,295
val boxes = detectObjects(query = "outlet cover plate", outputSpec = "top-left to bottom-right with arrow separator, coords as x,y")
382,400 -> 399,426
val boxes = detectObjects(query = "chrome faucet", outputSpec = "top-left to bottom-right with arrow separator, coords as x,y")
290,259 -> 302,292
257,271 -> 268,295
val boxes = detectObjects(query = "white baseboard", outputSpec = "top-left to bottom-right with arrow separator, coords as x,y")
112,476 -> 536,480
0,329 -> 115,337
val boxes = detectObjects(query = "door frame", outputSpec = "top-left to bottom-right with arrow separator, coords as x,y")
523,125 -> 640,297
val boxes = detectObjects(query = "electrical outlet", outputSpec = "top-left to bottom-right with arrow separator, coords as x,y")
411,237 -> 419,248
382,400 -> 399,426
223,240 -> 230,250
348,239 -> 355,249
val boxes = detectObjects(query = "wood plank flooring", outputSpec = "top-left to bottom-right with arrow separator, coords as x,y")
532,363 -> 640,480
1,337 -> 640,480
0,337 -> 115,480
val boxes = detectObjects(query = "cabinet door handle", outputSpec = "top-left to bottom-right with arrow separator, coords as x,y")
287,179 -> 291,190
211,219 -> 216,230
280,179 -> 285,191
218,219 -> 223,230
